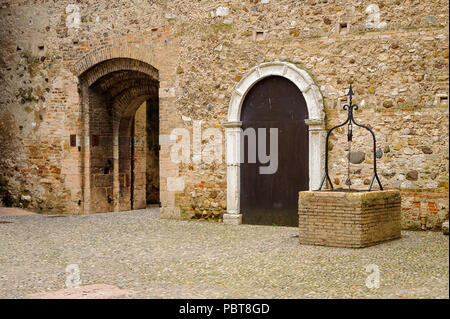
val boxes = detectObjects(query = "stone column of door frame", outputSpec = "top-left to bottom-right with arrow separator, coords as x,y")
223,121 -> 243,225
304,119 -> 326,191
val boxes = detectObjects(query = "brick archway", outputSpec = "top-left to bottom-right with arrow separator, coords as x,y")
76,52 -> 160,214
72,45 -> 159,77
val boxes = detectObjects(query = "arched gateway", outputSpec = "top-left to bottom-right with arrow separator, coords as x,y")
224,62 -> 326,225
73,48 -> 160,214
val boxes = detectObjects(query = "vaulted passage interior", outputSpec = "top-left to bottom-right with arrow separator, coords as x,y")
79,58 -> 160,213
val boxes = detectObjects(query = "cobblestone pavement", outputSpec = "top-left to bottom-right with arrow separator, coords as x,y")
0,208 -> 448,299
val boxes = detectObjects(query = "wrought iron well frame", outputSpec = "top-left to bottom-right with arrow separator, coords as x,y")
318,85 -> 383,191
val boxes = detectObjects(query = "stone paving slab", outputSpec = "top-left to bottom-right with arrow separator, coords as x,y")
0,207 -> 35,216
0,208 -> 448,299
28,284 -> 135,299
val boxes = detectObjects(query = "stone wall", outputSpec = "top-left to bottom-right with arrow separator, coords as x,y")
0,0 -> 448,228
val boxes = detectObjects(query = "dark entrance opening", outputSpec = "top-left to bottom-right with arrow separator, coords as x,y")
145,97 -> 160,206
240,76 -> 309,227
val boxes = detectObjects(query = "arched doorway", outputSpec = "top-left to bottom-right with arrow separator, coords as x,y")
224,61 -> 326,225
78,58 -> 160,213
240,76 -> 309,226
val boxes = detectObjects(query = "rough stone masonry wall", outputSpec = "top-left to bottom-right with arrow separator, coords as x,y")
0,1 -> 448,229
298,190 -> 401,248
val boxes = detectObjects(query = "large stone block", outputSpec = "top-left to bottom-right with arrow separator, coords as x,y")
443,221 -> 449,235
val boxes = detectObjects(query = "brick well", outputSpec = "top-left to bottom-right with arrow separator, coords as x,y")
298,190 -> 401,248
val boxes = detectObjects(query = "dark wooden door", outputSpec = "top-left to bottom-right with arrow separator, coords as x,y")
240,76 -> 309,227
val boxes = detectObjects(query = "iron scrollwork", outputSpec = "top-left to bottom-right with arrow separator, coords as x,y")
318,85 -> 383,191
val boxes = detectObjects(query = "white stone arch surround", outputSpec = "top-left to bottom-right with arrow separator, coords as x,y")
223,61 -> 326,225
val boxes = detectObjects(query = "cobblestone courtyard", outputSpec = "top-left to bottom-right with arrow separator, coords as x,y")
0,208 -> 448,299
